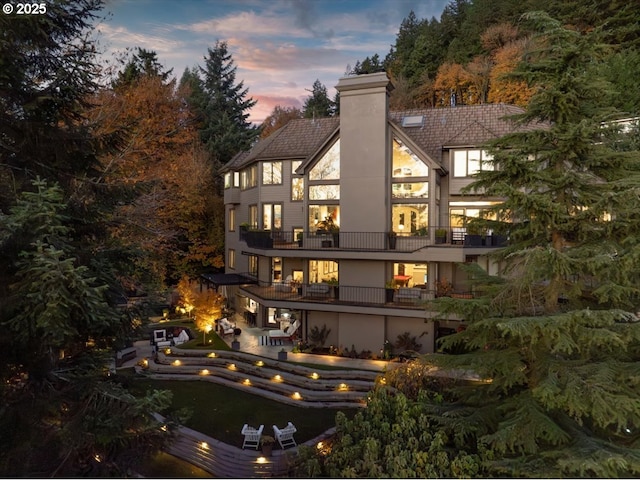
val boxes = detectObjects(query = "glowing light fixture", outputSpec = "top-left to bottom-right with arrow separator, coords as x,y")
228,363 -> 237,370
207,352 -> 217,358
243,378 -> 251,386
292,391 -> 302,400
273,374 -> 283,382
256,360 -> 264,367
200,369 -> 210,376
310,372 -> 319,380
200,442 -> 209,450
172,360 -> 181,366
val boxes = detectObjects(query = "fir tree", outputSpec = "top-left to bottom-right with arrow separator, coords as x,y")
303,79 -> 334,118
420,12 -> 640,477
182,41 -> 259,164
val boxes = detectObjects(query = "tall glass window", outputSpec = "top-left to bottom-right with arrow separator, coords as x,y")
453,149 -> 494,177
263,204 -> 282,230
391,138 -> 429,234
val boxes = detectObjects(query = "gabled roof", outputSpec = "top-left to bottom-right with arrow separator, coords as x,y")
226,104 -> 532,171
226,117 -> 339,171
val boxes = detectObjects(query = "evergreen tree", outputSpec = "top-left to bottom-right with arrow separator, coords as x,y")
421,12 -> 640,477
182,41 -> 259,164
113,47 -> 173,88
303,79 -> 334,118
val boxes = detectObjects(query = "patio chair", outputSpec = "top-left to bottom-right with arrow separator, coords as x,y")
268,319 -> 300,340
273,422 -> 297,449
241,423 -> 264,450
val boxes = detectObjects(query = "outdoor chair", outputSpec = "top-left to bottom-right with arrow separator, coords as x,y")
241,423 -> 264,450
273,422 -> 297,449
268,319 -> 300,340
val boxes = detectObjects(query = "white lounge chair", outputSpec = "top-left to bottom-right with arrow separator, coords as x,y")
268,319 -> 300,340
273,422 -> 297,449
241,423 -> 264,450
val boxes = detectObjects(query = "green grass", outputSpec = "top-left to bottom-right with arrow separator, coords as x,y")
125,374 -> 356,448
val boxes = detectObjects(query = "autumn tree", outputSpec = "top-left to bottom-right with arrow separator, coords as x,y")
90,53 -> 224,283
260,105 -> 303,139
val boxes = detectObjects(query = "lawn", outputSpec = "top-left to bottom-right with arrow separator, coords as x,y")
123,372 -> 356,448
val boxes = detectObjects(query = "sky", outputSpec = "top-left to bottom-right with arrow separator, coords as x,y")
96,0 -> 450,124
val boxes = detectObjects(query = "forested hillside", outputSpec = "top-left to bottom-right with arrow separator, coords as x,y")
350,0 -> 640,114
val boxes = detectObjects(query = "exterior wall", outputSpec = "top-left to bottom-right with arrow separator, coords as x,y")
306,311 -> 340,347
337,312 -> 385,354
387,316 -> 435,354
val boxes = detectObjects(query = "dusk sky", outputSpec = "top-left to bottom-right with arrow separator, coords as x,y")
97,0 -> 450,123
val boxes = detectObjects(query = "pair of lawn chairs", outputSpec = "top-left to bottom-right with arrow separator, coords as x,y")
241,422 -> 297,450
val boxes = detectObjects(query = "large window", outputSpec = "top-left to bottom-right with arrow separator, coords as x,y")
453,149 -> 494,177
392,204 -> 428,234
309,205 -> 340,231
263,203 -> 282,230
309,259 -> 338,283
391,138 -> 429,234
262,161 -> 282,185
309,140 -> 340,180
291,177 -> 304,201
309,185 -> 340,200
241,165 -> 257,189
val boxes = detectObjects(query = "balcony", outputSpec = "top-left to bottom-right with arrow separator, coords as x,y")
240,281 -> 475,310
239,228 -> 508,252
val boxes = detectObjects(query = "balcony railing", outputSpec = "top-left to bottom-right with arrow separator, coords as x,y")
240,281 -> 474,310
239,227 -> 508,251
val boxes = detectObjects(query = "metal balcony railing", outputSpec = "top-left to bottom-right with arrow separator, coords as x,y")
239,227 -> 508,251
240,281 -> 454,309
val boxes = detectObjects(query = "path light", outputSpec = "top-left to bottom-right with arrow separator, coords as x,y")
272,374 -> 283,382
160,425 -> 168,432
228,363 -> 237,370
243,378 -> 251,386
172,360 -> 181,366
200,369 -> 210,376
310,372 -> 319,380
165,348 -> 172,355
207,352 -> 216,358
255,360 -> 264,367
200,442 -> 209,450
256,457 -> 269,464
292,391 -> 302,400
337,383 -> 349,391
378,377 -> 386,385
142,359 -> 149,367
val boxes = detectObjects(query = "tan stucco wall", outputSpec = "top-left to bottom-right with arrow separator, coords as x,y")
386,316 -> 435,354
337,312 -> 385,354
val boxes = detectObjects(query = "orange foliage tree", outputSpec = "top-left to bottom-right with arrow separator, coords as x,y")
433,62 -> 475,106
177,276 -> 225,339
89,72 -> 224,283
487,37 -> 536,106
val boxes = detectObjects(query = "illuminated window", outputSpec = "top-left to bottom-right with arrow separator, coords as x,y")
263,204 -> 282,230
393,138 -> 428,177
228,249 -> 236,269
309,205 -> 339,231
241,165 -> 257,189
249,205 -> 258,229
291,177 -> 304,201
309,185 -> 340,200
248,255 -> 258,276
453,149 -> 494,177
224,172 -> 231,189
262,161 -> 282,185
310,140 -> 340,180
392,204 -> 428,234
229,208 -> 235,231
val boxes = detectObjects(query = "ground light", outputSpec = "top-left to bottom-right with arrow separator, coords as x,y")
200,369 -> 210,376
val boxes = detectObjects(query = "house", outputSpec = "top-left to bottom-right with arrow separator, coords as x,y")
215,72 -> 532,354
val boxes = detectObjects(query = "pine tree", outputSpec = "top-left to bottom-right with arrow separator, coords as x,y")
182,41 -> 259,164
303,79 -> 334,118
418,12 -> 640,477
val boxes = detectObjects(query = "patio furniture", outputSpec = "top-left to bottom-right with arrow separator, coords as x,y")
306,283 -> 330,296
241,423 -> 264,450
268,319 -> 300,340
273,422 -> 297,449
217,317 -> 235,336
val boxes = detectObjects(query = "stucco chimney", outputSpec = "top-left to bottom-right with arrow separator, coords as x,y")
335,72 -> 393,234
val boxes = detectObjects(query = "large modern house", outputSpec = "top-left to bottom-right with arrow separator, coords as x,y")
214,72 -> 533,354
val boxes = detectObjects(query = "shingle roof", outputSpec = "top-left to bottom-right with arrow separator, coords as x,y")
230,104 -> 534,170
389,103 -> 531,161
228,117 -> 339,170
